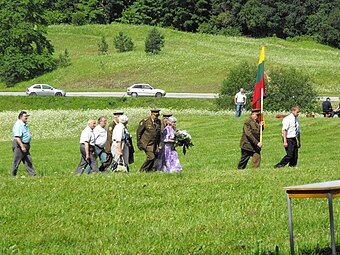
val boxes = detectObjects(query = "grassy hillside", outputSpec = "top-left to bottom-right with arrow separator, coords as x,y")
0,107 -> 339,254
1,23 -> 339,95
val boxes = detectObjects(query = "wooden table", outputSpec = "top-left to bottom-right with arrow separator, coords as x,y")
283,180 -> 340,255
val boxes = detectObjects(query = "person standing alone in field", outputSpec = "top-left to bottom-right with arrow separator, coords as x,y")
11,111 -> 37,176
234,88 -> 247,117
274,105 -> 301,168
237,109 -> 263,169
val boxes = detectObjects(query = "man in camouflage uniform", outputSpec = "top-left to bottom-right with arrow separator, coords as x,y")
237,109 -> 263,169
137,109 -> 162,172
99,111 -> 123,172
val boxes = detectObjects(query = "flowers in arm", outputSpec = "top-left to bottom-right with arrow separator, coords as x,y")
174,130 -> 194,155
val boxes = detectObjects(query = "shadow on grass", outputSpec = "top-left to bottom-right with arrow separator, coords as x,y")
299,245 -> 340,255
254,244 -> 340,255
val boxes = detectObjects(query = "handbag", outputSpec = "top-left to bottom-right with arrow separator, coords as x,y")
114,157 -> 128,173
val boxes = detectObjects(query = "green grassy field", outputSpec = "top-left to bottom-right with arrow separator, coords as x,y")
0,23 -> 339,96
0,96 -> 217,113
0,101 -> 339,254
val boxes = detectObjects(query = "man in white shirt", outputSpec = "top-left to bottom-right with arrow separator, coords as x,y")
234,88 -> 247,117
76,119 -> 99,174
274,106 -> 301,168
86,116 -> 107,173
100,111 -> 124,171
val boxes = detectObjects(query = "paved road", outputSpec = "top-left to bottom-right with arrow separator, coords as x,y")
0,92 -> 219,98
0,92 -> 338,100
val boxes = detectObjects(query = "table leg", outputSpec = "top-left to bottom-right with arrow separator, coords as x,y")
287,193 -> 295,255
327,193 -> 336,255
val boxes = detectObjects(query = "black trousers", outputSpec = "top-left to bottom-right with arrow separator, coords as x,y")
277,138 -> 299,167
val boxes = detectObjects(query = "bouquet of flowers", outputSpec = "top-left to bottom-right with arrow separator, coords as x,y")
174,129 -> 194,155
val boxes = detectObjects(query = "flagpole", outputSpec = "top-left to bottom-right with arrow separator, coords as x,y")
260,87 -> 264,143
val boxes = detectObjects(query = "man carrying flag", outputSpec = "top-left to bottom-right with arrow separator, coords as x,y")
237,109 -> 263,169
237,46 -> 266,169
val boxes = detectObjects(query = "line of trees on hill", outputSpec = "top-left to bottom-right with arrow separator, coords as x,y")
41,0 -> 339,48
0,0 -> 338,87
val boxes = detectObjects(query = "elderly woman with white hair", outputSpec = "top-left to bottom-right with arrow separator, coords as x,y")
162,116 -> 182,172
111,114 -> 130,171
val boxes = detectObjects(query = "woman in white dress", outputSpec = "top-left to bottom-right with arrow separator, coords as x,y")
111,115 -> 130,171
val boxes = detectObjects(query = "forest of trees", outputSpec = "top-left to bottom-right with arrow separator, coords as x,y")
41,0 -> 339,48
0,0 -> 339,86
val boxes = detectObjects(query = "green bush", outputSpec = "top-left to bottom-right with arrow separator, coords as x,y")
113,32 -> 134,52
216,61 -> 256,111
98,36 -> 109,55
217,62 -> 319,113
56,49 -> 71,68
71,12 -> 87,26
145,27 -> 165,54
264,67 -> 318,112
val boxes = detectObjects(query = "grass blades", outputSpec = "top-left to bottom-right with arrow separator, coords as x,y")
0,109 -> 339,254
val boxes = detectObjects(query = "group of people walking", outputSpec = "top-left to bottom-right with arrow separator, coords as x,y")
11,104 -> 302,176
74,109 -> 182,175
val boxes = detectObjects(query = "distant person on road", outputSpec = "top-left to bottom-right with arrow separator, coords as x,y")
137,109 -> 162,172
99,111 -> 124,172
76,119 -> 99,175
86,116 -> 107,174
237,109 -> 263,169
234,88 -> 247,117
11,111 -> 37,177
322,97 -> 333,117
274,105 -> 301,169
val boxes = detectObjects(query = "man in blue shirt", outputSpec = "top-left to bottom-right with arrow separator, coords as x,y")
11,111 -> 37,176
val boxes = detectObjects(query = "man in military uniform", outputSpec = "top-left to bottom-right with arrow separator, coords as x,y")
99,111 -> 124,172
160,112 -> 172,140
237,109 -> 263,169
137,109 -> 162,172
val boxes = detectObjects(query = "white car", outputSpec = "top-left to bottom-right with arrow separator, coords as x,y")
127,84 -> 166,97
26,84 -> 66,96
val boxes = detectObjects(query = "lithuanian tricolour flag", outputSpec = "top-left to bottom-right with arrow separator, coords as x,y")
252,46 -> 266,110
